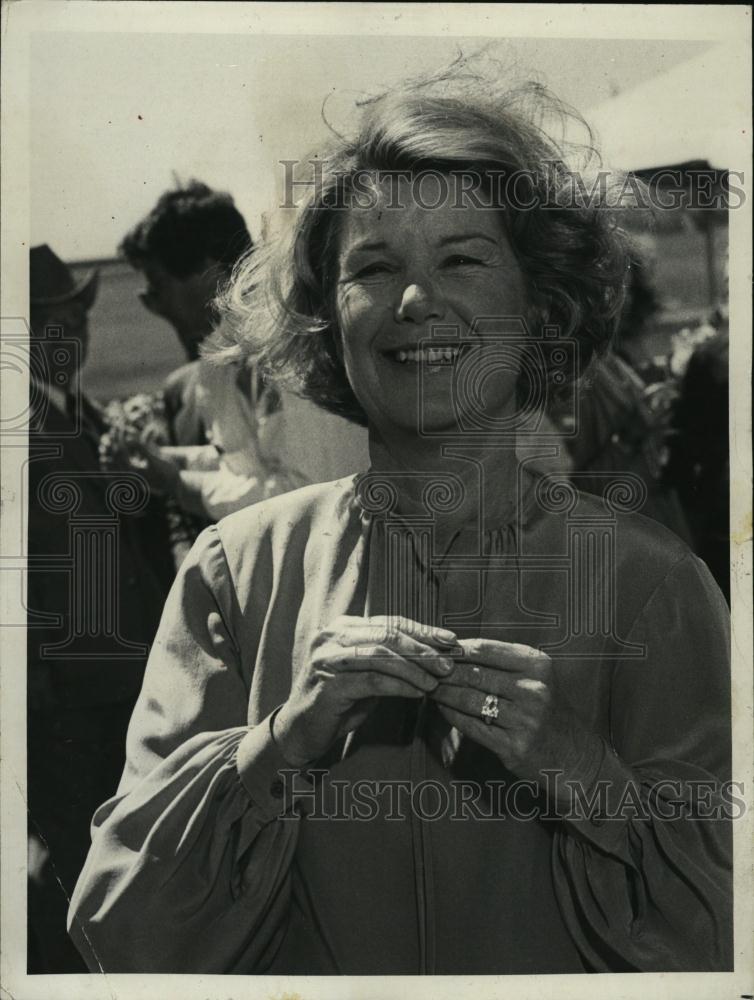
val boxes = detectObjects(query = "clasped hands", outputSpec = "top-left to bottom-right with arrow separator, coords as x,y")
273,614 -> 588,781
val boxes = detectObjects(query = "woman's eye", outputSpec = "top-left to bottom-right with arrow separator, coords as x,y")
443,255 -> 483,268
354,262 -> 392,279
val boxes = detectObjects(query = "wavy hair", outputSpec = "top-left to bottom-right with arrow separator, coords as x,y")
213,56 -> 635,425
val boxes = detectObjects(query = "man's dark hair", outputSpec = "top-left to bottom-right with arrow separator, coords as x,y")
120,180 -> 253,278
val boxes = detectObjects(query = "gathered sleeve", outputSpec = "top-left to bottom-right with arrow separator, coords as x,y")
67,526 -> 305,973
176,464 -> 307,522
552,553 -> 733,971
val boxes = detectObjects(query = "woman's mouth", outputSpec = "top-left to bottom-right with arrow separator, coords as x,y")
383,345 -> 462,366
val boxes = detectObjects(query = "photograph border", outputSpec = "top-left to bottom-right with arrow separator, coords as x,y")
2,4 -> 752,999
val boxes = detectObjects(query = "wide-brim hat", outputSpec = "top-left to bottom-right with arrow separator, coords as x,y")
29,244 -> 99,309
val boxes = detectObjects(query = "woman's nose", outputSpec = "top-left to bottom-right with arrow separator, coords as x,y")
394,281 -> 444,324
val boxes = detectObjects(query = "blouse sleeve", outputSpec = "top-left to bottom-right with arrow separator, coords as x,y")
177,464 -> 307,522
552,553 -> 733,971
67,526 -> 307,973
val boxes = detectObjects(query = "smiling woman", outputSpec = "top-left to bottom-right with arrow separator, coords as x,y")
332,178 -> 529,436
215,75 -> 630,427
68,60 -> 732,976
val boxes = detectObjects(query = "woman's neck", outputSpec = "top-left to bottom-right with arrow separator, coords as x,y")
366,426 -> 521,535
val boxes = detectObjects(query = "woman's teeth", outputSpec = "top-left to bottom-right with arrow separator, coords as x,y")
391,346 -> 460,365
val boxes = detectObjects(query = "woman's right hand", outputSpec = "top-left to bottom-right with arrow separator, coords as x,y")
272,615 -> 459,767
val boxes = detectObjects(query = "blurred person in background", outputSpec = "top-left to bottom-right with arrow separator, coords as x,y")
663,244 -> 730,603
116,180 -> 293,528
26,245 -> 169,972
114,180 -> 368,536
664,320 -> 730,603
552,252 -> 692,543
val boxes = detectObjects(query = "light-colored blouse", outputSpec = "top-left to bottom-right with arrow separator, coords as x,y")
68,472 -> 732,974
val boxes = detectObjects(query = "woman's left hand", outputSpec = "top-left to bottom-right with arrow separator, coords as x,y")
430,639 -> 588,781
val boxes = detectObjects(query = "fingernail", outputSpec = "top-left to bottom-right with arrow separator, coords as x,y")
433,628 -> 458,644
439,657 -> 454,673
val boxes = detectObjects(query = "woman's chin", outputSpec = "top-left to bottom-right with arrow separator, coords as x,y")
367,402 -> 465,439
367,392 -> 522,440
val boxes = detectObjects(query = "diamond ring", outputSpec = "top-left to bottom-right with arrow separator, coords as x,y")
480,694 -> 499,725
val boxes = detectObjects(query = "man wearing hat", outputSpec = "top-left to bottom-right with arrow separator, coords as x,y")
27,245 -> 106,449
26,245 -> 169,972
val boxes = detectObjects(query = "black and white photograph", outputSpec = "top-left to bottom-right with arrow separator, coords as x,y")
1,3 -> 752,999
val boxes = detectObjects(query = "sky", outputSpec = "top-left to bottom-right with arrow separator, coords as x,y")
29,30 -> 716,261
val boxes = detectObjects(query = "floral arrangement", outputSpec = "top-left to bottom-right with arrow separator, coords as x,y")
99,391 -> 198,569
99,393 -> 170,470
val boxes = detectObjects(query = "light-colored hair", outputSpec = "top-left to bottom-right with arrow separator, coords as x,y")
213,56 -> 634,425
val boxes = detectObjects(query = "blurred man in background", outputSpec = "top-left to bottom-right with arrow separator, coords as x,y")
120,179 -> 253,447
26,245 -> 169,971
115,181 -> 307,530
116,180 -> 368,532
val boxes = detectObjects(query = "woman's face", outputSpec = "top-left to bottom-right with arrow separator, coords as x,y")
333,175 -> 530,436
